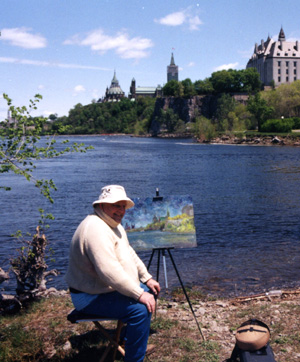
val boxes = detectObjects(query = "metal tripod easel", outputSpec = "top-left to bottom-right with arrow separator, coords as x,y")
147,246 -> 205,341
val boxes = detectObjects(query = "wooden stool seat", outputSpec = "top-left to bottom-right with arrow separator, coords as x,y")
67,309 -> 125,362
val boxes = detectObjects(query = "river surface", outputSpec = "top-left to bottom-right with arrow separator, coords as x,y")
1,136 -> 300,297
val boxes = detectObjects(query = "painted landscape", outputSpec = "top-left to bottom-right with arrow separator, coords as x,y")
122,196 -> 197,251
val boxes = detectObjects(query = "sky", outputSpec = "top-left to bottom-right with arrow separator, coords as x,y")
1,0 -> 300,120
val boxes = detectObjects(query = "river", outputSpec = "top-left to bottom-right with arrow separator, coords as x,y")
1,135 -> 299,297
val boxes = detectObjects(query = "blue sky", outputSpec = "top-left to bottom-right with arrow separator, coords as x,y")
1,0 -> 300,120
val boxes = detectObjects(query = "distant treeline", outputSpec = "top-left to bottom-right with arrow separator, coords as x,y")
43,69 -> 300,139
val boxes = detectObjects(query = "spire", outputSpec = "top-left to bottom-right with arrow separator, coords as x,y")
112,70 -> 118,83
278,27 -> 286,41
170,52 -> 175,66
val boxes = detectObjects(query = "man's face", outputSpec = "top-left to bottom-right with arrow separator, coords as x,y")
101,201 -> 127,223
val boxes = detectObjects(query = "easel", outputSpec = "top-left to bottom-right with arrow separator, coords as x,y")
148,189 -> 205,341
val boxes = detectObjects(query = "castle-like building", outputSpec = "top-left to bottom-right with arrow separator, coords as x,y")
101,53 -> 178,102
247,27 -> 300,87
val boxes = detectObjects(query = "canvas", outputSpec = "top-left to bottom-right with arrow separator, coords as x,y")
122,195 -> 197,251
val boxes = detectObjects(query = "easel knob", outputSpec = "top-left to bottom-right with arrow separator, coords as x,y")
153,187 -> 163,202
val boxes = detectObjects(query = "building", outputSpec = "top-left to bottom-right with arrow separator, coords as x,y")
247,27 -> 300,87
128,53 -> 178,99
100,71 -> 125,102
128,78 -> 162,99
101,53 -> 178,101
167,52 -> 179,82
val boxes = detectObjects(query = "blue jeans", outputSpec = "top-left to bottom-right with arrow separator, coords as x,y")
81,284 -> 152,362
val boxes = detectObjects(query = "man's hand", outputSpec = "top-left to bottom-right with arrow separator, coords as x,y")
146,278 -> 161,296
138,291 -> 156,313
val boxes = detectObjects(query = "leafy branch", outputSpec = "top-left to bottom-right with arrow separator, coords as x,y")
0,93 -> 93,203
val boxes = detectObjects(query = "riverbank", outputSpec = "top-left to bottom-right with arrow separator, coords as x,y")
1,288 -> 299,361
155,132 -> 300,146
203,134 -> 300,146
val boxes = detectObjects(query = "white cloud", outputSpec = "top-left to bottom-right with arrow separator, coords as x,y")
74,85 -> 85,93
213,62 -> 239,71
188,16 -> 202,31
64,29 -> 154,60
0,27 -> 47,49
155,11 -> 186,26
0,56 -> 111,71
188,61 -> 196,67
154,7 -> 202,31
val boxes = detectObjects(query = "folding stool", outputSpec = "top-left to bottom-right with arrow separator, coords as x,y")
67,309 -> 125,362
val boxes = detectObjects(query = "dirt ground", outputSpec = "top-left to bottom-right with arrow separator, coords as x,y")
148,288 -> 300,362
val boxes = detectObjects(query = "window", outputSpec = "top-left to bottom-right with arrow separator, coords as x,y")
286,76 -> 289,82
294,62 -> 297,67
286,61 -> 289,66
278,61 -> 281,66
286,69 -> 289,74
294,69 -> 297,75
294,77 -> 297,81
278,76 -> 281,82
278,69 -> 281,74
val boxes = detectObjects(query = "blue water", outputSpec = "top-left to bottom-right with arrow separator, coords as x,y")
1,136 -> 300,297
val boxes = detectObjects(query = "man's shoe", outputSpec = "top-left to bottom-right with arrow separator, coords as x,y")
145,344 -> 156,356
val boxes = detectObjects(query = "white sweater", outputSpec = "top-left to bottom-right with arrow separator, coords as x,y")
65,209 -> 152,300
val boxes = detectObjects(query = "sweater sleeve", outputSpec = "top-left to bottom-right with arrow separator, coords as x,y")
84,218 -> 145,300
128,244 -> 152,283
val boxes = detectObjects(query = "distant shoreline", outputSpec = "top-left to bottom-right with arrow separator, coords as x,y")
54,133 -> 300,146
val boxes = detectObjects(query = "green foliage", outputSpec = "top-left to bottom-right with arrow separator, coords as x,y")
194,78 -> 214,95
210,68 -> 261,94
215,93 -> 236,131
162,80 -> 184,97
262,80 -> 300,118
181,78 -> 196,97
1,94 -> 93,204
247,92 -> 274,131
261,118 -> 294,133
50,97 -> 156,135
155,108 -> 185,133
192,116 -> 216,140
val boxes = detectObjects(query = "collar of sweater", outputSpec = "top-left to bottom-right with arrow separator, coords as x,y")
94,206 -> 119,229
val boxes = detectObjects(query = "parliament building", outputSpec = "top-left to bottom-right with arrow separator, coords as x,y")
247,27 -> 300,87
101,53 -> 178,102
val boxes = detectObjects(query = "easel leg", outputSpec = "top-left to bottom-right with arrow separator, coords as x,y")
167,249 -> 205,341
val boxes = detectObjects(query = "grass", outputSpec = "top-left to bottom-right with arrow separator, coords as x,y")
0,290 -> 299,361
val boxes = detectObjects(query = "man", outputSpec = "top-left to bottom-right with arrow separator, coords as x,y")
65,185 -> 160,362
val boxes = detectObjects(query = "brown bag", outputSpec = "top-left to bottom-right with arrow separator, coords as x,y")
235,319 -> 270,351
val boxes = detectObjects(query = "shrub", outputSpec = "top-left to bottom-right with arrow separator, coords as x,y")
261,118 -> 294,133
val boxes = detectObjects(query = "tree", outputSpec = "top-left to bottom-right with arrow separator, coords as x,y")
247,93 -> 274,131
242,68 -> 262,93
0,94 -> 92,302
210,70 -> 235,93
215,93 -> 236,131
181,78 -> 196,97
162,80 -> 184,97
193,116 -> 216,141
1,94 -> 91,202
194,78 -> 214,95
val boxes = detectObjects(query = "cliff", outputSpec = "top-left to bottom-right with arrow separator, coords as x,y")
150,95 -> 218,135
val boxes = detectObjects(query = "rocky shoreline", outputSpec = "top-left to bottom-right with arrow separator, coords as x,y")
202,134 -> 300,146
155,132 -> 300,146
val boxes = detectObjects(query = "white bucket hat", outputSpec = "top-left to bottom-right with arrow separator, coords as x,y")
92,185 -> 134,209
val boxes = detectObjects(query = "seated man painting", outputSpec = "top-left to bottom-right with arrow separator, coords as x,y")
65,185 -> 160,362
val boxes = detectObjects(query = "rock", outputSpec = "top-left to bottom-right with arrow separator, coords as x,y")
0,267 -> 9,284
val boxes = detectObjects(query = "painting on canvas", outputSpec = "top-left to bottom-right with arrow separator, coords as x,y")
122,195 -> 197,251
